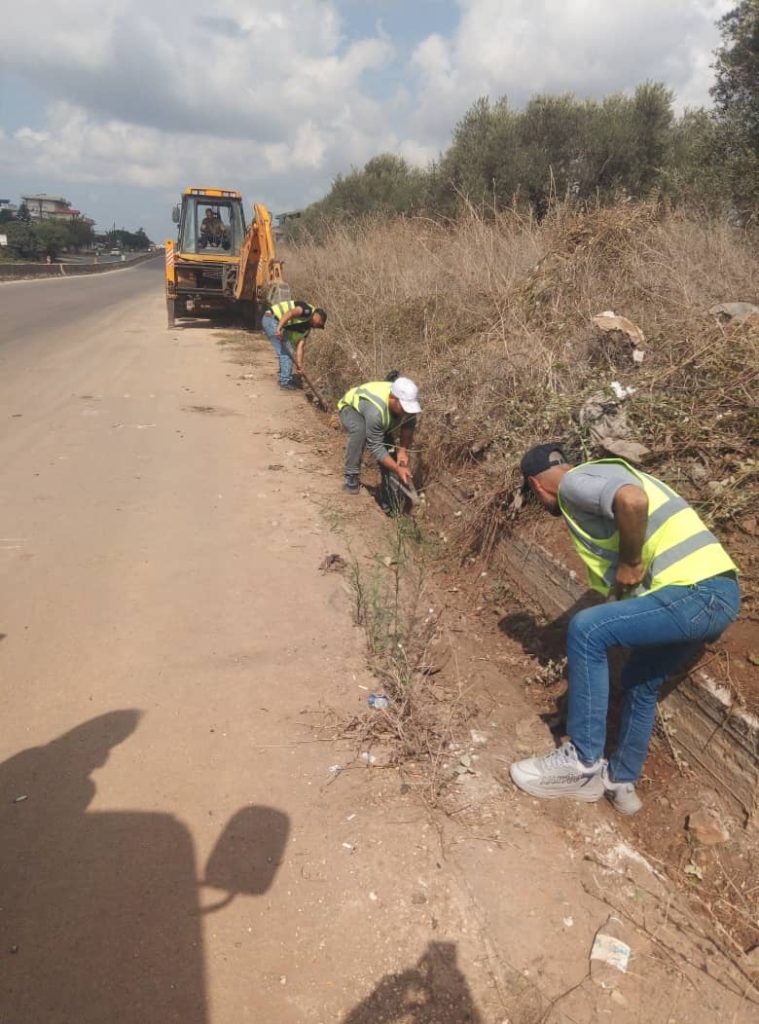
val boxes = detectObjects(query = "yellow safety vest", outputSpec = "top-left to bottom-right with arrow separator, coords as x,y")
558,458 -> 737,597
271,300 -> 312,341
337,381 -> 393,429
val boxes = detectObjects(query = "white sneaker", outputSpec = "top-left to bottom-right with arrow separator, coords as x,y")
510,742 -> 605,802
602,766 -> 643,815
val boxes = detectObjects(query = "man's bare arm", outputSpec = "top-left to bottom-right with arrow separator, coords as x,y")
612,484 -> 649,594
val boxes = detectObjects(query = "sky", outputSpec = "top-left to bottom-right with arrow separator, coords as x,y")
0,0 -> 732,241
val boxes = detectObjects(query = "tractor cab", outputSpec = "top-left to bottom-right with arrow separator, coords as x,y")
174,188 -> 246,257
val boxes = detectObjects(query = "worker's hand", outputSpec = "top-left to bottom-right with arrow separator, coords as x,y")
275,330 -> 284,341
295,363 -> 304,375
614,560 -> 645,599
396,466 -> 412,487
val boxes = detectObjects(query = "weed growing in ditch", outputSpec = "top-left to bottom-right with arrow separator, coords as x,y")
345,516 -> 474,800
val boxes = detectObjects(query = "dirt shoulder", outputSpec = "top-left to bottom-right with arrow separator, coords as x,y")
216,328 -> 759,1023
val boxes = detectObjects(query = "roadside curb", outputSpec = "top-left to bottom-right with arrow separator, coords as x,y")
0,251 -> 161,283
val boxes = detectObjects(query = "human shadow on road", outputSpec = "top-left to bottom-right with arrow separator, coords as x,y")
342,941 -> 483,1023
0,710 -> 289,1024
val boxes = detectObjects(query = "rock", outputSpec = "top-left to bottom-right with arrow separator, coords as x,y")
598,437 -> 651,462
687,808 -> 730,846
709,302 -> 759,326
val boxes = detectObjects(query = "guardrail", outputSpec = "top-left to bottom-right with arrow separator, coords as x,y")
0,251 -> 162,282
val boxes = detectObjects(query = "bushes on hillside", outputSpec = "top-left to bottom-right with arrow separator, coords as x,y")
292,5 -> 758,234
285,202 -> 759,548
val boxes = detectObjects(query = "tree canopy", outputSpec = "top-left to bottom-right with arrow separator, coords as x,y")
290,5 -> 758,235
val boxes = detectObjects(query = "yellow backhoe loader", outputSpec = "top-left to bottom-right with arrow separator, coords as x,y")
164,187 -> 290,328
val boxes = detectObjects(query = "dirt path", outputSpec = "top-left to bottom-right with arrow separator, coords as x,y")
1,273 -> 756,1022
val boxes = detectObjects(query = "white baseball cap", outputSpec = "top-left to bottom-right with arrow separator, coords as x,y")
391,377 -> 422,415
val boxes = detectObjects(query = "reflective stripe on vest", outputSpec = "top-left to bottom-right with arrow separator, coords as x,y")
558,458 -> 737,597
271,300 -> 312,340
337,381 -> 393,429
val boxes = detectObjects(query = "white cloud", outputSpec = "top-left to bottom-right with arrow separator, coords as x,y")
0,0 -> 733,234
410,0 -> 733,142
1,0 -> 390,142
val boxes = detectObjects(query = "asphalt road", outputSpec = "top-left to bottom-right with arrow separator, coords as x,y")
0,256 -> 164,357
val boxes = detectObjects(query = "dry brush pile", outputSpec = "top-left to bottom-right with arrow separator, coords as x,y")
285,201 -> 759,599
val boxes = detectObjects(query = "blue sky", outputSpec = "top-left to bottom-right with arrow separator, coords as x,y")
0,0 -> 731,242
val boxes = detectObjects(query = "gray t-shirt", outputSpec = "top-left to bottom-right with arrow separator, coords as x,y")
558,464 -> 643,539
357,398 -> 416,462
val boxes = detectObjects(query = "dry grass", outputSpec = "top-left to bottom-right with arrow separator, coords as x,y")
284,201 -> 759,597
341,518 -> 475,803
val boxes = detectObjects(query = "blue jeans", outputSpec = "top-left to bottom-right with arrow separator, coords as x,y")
567,574 -> 740,782
262,314 -> 296,386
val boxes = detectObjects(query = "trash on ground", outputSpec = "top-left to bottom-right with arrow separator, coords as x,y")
12,795 -> 28,803
609,380 -> 636,400
592,311 -> 647,364
708,301 -> 759,327
267,464 -> 285,471
576,386 -> 650,463
590,915 -> 631,988
360,752 -> 377,765
319,553 -> 348,573
368,693 -> 390,709
328,764 -> 343,774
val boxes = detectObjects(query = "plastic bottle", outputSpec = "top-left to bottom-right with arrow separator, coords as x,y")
590,915 -> 631,990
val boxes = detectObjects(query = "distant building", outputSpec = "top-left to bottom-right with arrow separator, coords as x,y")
0,199 -> 18,215
276,209 -> 302,241
21,194 -> 93,225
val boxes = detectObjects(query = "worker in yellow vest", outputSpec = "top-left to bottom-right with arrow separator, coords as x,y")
261,299 -> 327,390
337,377 -> 421,496
510,444 -> 740,814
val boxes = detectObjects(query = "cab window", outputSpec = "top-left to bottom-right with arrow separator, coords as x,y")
179,197 -> 245,255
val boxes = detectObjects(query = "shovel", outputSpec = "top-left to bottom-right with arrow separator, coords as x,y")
389,474 -> 422,508
296,364 -> 328,411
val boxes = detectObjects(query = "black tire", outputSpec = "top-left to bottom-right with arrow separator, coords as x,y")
167,297 -> 176,328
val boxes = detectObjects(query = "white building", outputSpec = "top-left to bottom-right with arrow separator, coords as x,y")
21,194 -> 93,225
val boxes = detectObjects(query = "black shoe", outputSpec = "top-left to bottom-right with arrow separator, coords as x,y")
279,382 -> 297,390
343,476 -> 360,494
